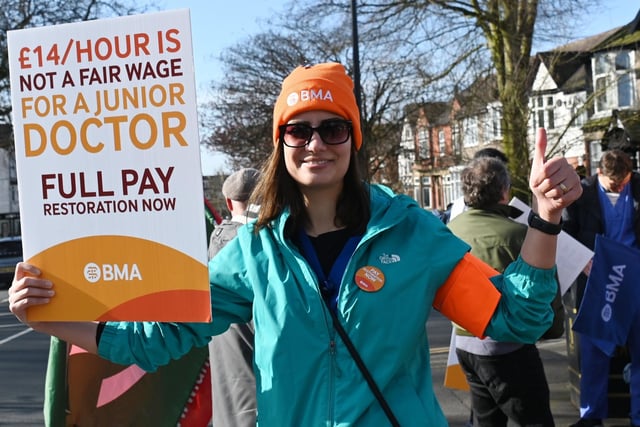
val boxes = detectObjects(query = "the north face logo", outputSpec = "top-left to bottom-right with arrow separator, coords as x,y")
286,89 -> 334,106
379,253 -> 400,264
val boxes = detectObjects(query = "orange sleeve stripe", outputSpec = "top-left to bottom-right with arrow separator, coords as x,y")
433,253 -> 502,338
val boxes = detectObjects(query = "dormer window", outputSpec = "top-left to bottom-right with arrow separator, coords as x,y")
593,50 -> 635,113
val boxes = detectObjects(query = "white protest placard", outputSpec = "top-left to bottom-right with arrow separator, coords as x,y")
8,10 -> 211,321
509,197 -> 593,295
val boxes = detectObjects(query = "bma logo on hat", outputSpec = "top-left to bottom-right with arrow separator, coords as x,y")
286,89 -> 334,106
286,92 -> 299,106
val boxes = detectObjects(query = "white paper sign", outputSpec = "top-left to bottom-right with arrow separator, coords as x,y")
509,197 -> 593,295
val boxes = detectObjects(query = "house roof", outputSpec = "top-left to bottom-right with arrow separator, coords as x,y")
532,8 -> 640,95
453,74 -> 499,118
535,51 -> 590,93
403,102 -> 452,127
423,102 -> 452,126
551,7 -> 639,53
596,8 -> 640,51
552,27 -> 623,53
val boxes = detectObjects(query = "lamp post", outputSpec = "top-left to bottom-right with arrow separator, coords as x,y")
351,0 -> 368,178
351,0 -> 362,113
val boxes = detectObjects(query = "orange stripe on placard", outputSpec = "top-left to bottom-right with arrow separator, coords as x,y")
26,235 -> 210,322
99,290 -> 212,322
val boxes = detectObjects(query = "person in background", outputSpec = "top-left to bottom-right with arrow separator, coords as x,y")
447,147 -> 509,222
448,157 -> 555,426
9,62 -> 582,426
445,147 -> 510,426
208,167 -> 261,427
208,168 -> 261,258
563,149 -> 640,427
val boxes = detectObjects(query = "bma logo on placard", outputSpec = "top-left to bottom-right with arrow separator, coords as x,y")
600,264 -> 626,322
84,262 -> 143,283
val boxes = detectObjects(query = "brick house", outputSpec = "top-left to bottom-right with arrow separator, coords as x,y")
399,102 -> 459,210
399,8 -> 640,210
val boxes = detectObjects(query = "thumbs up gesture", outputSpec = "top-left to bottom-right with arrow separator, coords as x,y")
529,128 -> 582,223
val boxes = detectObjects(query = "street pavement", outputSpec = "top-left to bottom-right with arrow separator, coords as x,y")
431,335 -> 632,427
0,290 -> 49,426
1,289 -> 634,426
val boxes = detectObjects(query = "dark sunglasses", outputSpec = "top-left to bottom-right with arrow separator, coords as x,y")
279,119 -> 352,148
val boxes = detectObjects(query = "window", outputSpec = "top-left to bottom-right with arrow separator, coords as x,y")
418,128 -> 429,159
401,123 -> 414,150
568,95 -> 587,127
438,130 -> 446,156
452,124 -> 461,155
490,106 -> 502,139
442,174 -> 454,208
398,158 -> 412,179
421,176 -> 431,208
593,50 -> 635,113
571,105 -> 586,127
463,117 -> 479,147
547,109 -> 555,129
618,73 -> 632,107
595,76 -> 611,111
403,126 -> 412,141
448,166 -> 464,203
532,96 -> 555,130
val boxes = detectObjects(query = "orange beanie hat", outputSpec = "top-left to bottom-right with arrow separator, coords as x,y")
273,63 -> 362,150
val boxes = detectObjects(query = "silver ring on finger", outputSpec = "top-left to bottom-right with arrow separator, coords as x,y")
558,182 -> 569,194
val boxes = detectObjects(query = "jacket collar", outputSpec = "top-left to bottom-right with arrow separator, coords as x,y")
466,203 -> 523,220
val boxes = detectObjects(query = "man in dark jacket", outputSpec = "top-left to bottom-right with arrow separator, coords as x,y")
563,149 -> 640,427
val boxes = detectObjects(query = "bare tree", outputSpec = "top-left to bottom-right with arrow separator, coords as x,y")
0,0 -> 154,124
200,0 -> 602,194
200,3 -> 428,185
199,30 -> 329,171
342,0 -> 600,197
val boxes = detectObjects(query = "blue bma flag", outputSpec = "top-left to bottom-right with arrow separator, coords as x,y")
573,234 -> 640,349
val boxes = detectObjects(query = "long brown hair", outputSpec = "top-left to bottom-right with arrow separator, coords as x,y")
250,142 -> 370,237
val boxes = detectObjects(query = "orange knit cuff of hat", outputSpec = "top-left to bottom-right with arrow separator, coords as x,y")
272,62 -> 362,151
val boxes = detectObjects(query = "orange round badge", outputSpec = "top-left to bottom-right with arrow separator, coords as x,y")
354,266 -> 385,292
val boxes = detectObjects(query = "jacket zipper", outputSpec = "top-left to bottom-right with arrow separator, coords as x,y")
329,336 -> 337,424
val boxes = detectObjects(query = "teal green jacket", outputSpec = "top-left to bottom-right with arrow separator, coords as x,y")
99,184 -> 556,426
